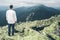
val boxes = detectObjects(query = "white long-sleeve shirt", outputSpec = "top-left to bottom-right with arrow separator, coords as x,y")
6,9 -> 17,24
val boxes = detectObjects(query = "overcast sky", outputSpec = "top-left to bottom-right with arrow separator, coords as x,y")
0,0 -> 60,7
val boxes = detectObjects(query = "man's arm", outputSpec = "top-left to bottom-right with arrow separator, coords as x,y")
14,11 -> 17,23
6,11 -> 8,21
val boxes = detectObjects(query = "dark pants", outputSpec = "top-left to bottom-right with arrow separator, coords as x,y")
8,24 -> 15,36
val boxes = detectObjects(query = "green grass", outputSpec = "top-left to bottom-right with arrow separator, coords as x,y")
0,15 -> 60,40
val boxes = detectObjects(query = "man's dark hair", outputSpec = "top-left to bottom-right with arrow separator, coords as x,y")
10,5 -> 13,9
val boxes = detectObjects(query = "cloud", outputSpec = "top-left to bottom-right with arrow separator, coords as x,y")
0,0 -> 60,7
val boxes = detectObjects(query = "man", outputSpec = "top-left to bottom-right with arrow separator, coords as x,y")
6,5 -> 17,36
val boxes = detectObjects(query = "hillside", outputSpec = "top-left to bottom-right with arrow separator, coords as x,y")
0,15 -> 60,40
15,5 -> 60,21
0,5 -> 60,26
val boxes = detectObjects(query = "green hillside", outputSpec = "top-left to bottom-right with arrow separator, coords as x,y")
0,15 -> 60,40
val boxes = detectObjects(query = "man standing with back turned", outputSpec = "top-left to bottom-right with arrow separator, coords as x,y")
6,5 -> 17,36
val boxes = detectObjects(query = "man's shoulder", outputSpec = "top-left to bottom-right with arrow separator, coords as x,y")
6,10 -> 11,12
6,10 -> 9,12
7,9 -> 15,12
13,10 -> 16,12
6,10 -> 9,13
12,10 -> 16,13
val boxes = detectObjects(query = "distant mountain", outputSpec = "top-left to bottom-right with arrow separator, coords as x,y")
0,6 -> 8,11
54,7 -> 60,10
15,5 -> 60,22
0,6 -> 18,11
0,5 -> 60,26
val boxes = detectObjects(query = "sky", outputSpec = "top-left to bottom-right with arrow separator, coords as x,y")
0,0 -> 60,7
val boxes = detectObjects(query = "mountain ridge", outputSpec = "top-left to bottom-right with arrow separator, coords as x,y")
0,4 -> 60,26
0,15 -> 60,40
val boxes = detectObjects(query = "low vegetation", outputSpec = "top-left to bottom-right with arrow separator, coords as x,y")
0,15 -> 60,40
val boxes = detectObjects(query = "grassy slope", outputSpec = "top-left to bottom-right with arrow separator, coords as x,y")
0,15 -> 60,40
